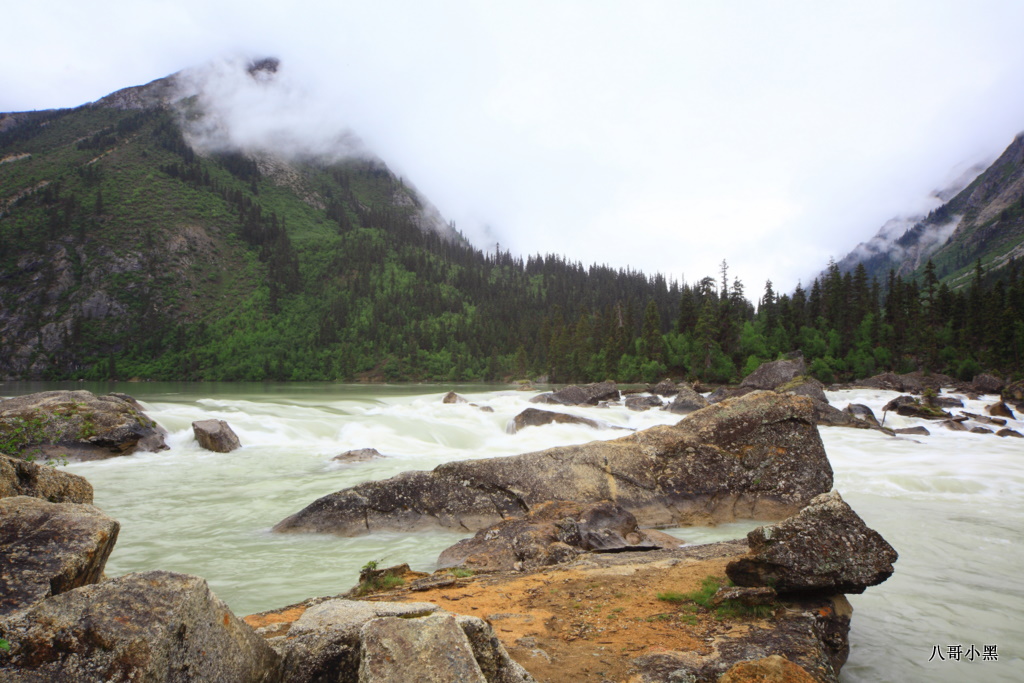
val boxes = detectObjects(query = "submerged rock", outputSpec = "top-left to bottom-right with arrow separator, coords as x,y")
843,404 -> 880,427
895,426 -> 930,436
0,390 -> 167,461
0,453 -> 93,503
0,570 -> 280,681
986,401 -> 1016,419
333,448 -> 385,463
192,419 -> 242,453
274,391 -> 833,536
0,496 -> 119,618
436,501 -> 671,571
997,428 -> 1023,438
508,408 -> 601,433
442,391 -> 467,404
726,490 -> 898,596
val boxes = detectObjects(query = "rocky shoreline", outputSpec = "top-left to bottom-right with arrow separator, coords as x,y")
2,361 -> 1017,681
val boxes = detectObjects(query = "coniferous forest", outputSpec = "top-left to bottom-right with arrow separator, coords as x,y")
1,102 -> 1023,384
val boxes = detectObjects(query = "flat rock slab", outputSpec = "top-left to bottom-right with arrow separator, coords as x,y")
727,490 -> 898,595
192,419 -> 241,452
0,570 -> 280,681
274,391 -> 833,536
529,381 -> 619,406
0,453 -> 93,503
0,496 -> 119,618
0,390 -> 167,461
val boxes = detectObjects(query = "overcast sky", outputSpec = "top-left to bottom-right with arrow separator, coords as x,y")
6,1 -> 1024,294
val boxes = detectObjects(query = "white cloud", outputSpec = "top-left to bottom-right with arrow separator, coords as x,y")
5,1 -> 1024,293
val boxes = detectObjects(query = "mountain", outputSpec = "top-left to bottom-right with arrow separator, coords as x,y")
0,60 -> 686,382
833,133 -> 1024,288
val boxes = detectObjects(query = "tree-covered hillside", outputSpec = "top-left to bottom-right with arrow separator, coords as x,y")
1,71 -> 1023,385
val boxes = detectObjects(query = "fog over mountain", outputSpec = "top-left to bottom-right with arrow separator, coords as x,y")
6,1 -> 1024,292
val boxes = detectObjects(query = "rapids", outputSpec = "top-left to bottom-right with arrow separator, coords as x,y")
2,382 -> 1021,681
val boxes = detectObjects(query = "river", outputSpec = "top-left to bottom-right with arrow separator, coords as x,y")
2,382 -> 1021,681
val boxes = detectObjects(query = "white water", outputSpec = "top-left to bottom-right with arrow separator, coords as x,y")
4,382 -> 1022,681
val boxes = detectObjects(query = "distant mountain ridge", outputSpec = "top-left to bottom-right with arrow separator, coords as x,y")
833,133 -> 1024,287
0,59 -> 686,381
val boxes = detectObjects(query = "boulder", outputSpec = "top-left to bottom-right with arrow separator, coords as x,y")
359,614 -> 488,683
941,420 -> 967,432
960,412 -> 1006,427
969,427 -> 994,435
452,615 -> 535,683
775,376 -> 829,404
1002,379 -> 1024,403
529,381 -> 619,406
931,395 -> 964,409
997,428 -> 1023,438
881,396 -> 950,420
986,401 -> 1016,419
809,402 -> 872,430
624,395 -> 663,412
707,386 -> 755,404
740,357 -> 806,391
0,453 -> 93,503
271,598 -> 439,682
630,594 -> 850,683
853,372 -> 907,392
274,391 -> 833,535
0,390 -> 167,461
843,404 -> 879,428
507,408 -> 601,433
436,501 -> 671,571
0,570 -> 280,681
648,379 -> 679,396
333,448 -> 385,464
726,490 -> 898,595
894,426 -> 930,436
442,391 -> 467,404
662,384 -> 710,414
972,373 -> 1005,395
0,496 -> 119,618
192,419 -> 242,453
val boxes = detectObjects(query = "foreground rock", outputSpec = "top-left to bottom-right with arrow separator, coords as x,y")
508,408 -> 601,433
192,419 -> 242,453
530,381 -> 619,406
727,491 -> 898,595
274,391 -> 832,535
0,453 -> 93,503
360,614 -> 489,682
0,390 -> 167,461
0,570 -> 280,681
436,501 -> 675,571
0,496 -> 119,618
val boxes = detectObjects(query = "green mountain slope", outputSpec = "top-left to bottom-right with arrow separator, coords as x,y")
835,133 -> 1024,289
0,69 -> 686,382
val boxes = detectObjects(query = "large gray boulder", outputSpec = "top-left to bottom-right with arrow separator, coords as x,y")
0,453 -> 93,503
0,496 -> 119,618
0,390 -> 167,461
726,490 -> 898,595
359,614 -> 488,683
192,419 -> 242,453
662,383 -> 710,414
776,376 -> 829,404
436,501 -> 670,571
972,373 -> 1004,394
530,381 -> 619,406
271,599 -> 439,682
0,570 -> 281,682
274,391 -> 833,535
740,357 -> 806,390
507,408 -> 601,433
